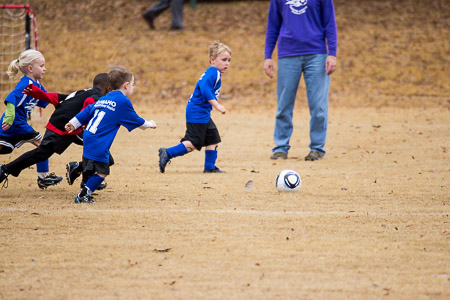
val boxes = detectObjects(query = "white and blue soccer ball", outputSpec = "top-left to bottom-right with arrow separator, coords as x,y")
276,170 -> 302,192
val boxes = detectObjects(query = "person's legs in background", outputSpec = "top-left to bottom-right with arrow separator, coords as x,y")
142,0 -> 171,29
170,0 -> 184,29
303,53 -> 329,159
272,56 -> 303,158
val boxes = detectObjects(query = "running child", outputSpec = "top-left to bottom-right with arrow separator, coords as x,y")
65,66 -> 157,203
0,73 -> 110,189
158,41 -> 231,173
0,49 -> 62,189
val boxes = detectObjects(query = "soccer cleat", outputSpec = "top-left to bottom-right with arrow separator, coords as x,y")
80,181 -> 107,191
0,165 -> 9,189
74,194 -> 95,204
158,148 -> 171,173
203,167 -> 226,173
304,151 -> 324,161
66,161 -> 81,185
37,173 -> 63,189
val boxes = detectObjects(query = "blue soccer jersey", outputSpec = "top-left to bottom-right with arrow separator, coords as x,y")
73,90 -> 145,163
186,66 -> 221,123
0,76 -> 49,137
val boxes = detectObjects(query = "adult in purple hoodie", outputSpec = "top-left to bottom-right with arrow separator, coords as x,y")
264,0 -> 337,161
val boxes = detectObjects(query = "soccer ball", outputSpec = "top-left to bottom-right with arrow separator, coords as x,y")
276,170 -> 302,192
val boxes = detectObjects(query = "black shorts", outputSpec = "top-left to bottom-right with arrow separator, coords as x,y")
181,119 -> 221,150
0,129 -> 42,154
40,129 -> 78,155
82,157 -> 110,176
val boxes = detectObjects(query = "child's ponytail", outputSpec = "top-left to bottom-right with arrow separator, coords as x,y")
6,49 -> 44,79
6,59 -> 20,79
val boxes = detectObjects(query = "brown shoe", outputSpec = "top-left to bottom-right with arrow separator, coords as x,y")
305,151 -> 323,161
270,152 -> 287,160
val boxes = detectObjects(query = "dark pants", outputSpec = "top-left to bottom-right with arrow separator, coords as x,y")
5,129 -> 76,177
143,0 -> 184,29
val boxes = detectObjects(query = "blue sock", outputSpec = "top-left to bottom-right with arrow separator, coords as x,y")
36,160 -> 49,173
36,160 -> 49,178
85,174 -> 105,194
204,150 -> 217,171
167,143 -> 188,158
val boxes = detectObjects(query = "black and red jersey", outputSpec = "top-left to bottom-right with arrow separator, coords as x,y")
25,85 -> 103,135
48,88 -> 103,135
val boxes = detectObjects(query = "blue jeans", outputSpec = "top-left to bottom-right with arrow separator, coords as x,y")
273,54 -> 330,155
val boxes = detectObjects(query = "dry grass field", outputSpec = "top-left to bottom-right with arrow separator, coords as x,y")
0,0 -> 449,299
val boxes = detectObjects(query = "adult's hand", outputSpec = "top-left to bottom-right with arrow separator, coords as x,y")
264,59 -> 274,78
326,55 -> 337,75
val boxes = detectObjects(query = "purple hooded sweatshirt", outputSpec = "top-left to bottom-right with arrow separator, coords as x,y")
264,0 -> 337,59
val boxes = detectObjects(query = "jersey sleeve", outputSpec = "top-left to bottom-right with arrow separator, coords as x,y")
119,99 -> 145,132
3,87 -> 22,106
35,83 -> 49,108
198,69 -> 219,101
23,84 -> 60,107
73,104 -> 94,126
82,97 -> 96,110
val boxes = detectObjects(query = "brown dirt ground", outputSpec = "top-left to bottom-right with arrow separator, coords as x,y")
1,0 -> 449,299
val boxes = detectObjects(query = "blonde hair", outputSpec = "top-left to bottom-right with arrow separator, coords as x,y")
6,49 -> 44,79
209,41 -> 231,60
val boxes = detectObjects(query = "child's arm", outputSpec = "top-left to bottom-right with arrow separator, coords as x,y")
82,97 -> 96,110
22,84 -> 60,107
138,120 -> 157,130
208,99 -> 226,114
1,102 -> 15,131
65,105 -> 93,133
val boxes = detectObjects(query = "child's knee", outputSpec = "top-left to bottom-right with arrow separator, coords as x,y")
0,145 -> 13,154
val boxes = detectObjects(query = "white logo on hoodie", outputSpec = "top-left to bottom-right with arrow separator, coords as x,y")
285,0 -> 308,15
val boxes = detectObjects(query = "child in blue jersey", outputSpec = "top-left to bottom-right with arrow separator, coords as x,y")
65,66 -> 157,203
0,49 -> 62,189
158,41 -> 231,173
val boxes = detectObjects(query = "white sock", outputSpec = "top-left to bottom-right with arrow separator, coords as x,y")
37,172 -> 48,179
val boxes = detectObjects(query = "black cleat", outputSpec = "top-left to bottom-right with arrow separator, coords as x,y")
80,181 -> 107,191
203,167 -> 226,173
37,173 -> 63,189
0,165 -> 9,189
74,194 -> 95,204
158,148 -> 171,173
66,161 -> 81,185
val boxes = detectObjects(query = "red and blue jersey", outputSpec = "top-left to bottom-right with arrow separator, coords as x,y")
0,76 -> 49,137
73,90 -> 145,163
186,66 -> 221,123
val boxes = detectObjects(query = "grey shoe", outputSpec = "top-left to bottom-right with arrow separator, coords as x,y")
305,151 -> 324,161
270,152 -> 287,160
